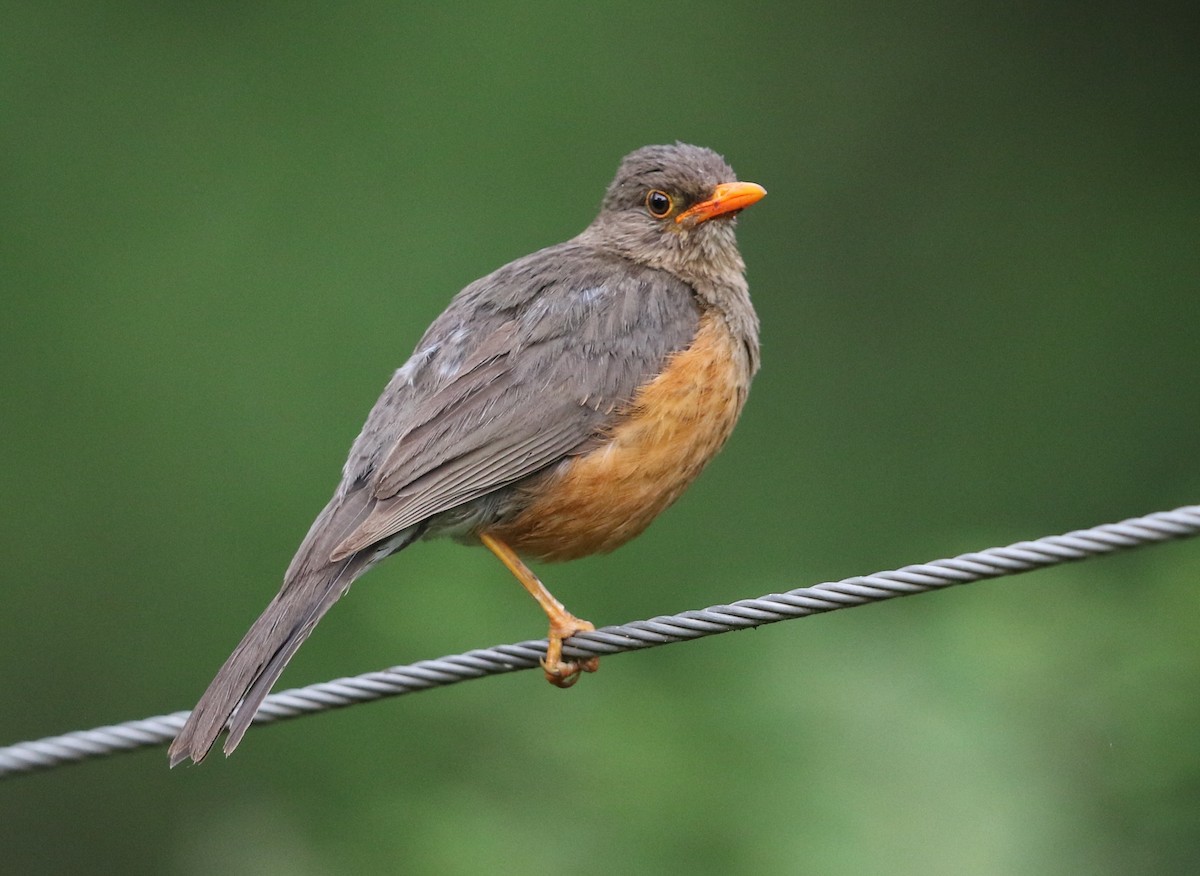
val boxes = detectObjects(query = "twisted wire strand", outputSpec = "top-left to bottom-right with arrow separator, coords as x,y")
3,504 -> 1198,779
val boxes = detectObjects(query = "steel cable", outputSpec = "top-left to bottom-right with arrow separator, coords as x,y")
2,504 -> 1197,779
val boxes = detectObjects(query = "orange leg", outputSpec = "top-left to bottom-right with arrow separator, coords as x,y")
480,532 -> 600,687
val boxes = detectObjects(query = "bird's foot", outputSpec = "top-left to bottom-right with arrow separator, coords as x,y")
542,615 -> 599,688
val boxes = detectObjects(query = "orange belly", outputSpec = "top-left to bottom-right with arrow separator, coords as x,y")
487,309 -> 752,562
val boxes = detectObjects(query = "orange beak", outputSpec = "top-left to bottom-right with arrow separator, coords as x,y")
676,181 -> 767,226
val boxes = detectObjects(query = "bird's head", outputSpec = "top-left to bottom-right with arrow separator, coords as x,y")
586,143 -> 766,286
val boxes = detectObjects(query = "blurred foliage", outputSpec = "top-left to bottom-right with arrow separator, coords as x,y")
2,2 -> 1198,874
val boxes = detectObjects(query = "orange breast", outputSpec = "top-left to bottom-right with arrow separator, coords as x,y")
487,309 -> 752,562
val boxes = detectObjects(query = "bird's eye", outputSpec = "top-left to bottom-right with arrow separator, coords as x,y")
645,189 -> 673,218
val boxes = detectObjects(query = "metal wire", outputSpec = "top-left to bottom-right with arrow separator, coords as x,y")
3,504 -> 1198,779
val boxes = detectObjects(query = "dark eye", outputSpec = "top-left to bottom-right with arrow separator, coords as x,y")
645,189 -> 673,218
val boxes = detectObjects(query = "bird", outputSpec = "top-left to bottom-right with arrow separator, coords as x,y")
168,143 -> 766,766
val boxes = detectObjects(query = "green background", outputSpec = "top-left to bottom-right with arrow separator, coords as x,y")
3,3 -> 1199,874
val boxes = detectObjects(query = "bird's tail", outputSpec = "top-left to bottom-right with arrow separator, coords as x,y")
168,494 -> 418,767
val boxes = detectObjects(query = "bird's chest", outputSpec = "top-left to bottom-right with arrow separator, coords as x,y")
491,310 -> 752,561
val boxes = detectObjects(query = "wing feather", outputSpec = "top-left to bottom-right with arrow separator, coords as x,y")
330,243 -> 701,561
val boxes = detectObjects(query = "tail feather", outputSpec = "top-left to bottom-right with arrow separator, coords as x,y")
168,555 -> 366,766
169,488 -> 420,767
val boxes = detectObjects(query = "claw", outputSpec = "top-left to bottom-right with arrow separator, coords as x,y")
542,618 -> 599,687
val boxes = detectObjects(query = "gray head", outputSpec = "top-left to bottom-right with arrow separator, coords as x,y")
583,143 -> 766,287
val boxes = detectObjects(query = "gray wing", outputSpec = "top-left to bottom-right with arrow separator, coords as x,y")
329,241 -> 701,560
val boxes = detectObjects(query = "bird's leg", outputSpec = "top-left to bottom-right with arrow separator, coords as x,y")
479,532 -> 599,687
